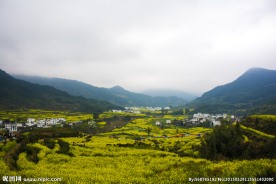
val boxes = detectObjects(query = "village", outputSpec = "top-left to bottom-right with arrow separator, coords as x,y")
112,106 -> 171,114
0,117 -> 66,137
0,110 -> 236,141
155,112 -> 236,128
187,113 -> 236,126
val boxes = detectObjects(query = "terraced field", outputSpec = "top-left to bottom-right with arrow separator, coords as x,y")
0,110 -> 275,183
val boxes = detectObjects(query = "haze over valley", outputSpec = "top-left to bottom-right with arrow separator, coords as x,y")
0,1 -> 276,183
1,0 -> 276,95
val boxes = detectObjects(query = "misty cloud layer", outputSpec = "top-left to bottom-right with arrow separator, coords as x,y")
0,0 -> 276,95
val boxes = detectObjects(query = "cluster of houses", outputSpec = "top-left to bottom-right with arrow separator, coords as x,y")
112,106 -> 171,114
145,107 -> 170,111
188,113 -> 235,126
111,107 -> 141,114
0,118 -> 66,135
155,120 -> 172,126
154,113 -> 236,127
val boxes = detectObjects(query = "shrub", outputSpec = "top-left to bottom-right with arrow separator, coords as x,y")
25,145 -> 41,163
56,139 -> 74,156
4,143 -> 22,170
44,138 -> 55,149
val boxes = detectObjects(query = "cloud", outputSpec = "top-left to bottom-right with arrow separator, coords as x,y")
0,0 -> 276,95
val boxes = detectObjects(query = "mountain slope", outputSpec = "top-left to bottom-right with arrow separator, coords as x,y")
107,85 -> 187,107
13,76 -> 187,107
0,69 -> 120,112
142,89 -> 197,101
189,68 -> 276,114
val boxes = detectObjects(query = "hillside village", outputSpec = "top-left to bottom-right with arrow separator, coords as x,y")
0,111 -> 236,140
0,118 -> 66,137
188,113 -> 236,126
155,113 -> 236,128
0,106 -> 161,136
114,106 -> 171,114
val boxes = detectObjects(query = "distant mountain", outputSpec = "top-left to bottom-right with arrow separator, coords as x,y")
0,69 -> 120,112
13,76 -> 187,107
189,68 -> 276,114
142,89 -> 197,101
107,85 -> 187,107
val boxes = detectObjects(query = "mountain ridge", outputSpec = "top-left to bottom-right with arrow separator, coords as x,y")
142,89 -> 197,101
0,69 -> 121,112
13,75 -> 187,107
188,67 -> 276,114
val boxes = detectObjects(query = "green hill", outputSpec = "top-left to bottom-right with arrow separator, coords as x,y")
240,115 -> 276,136
0,69 -> 121,113
142,89 -> 197,101
201,121 -> 276,160
239,123 -> 275,139
14,75 -> 187,107
189,68 -> 276,115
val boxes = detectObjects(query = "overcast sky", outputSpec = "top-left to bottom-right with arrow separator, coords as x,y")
0,0 -> 276,95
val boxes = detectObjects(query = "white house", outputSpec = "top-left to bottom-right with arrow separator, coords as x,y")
37,124 -> 43,128
155,121 -> 161,126
200,119 -> 206,123
27,118 -> 35,123
112,110 -> 122,113
5,123 -> 17,132
58,118 -> 66,122
212,120 -> 221,127
88,121 -> 96,126
190,118 -> 198,123
16,123 -> 23,128
193,113 -> 203,119
45,118 -> 64,125
166,120 -> 171,124
37,119 -> 45,126
45,119 -> 54,125
26,121 -> 35,127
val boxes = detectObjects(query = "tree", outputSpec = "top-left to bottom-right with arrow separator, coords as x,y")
146,127 -> 152,136
172,109 -> 184,115
185,109 -> 190,114
93,112 -> 100,119
200,123 -> 246,160
56,139 -> 70,155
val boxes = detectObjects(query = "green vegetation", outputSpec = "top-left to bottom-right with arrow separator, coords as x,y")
1,66 -> 276,182
56,139 -> 74,156
239,124 -> 275,139
43,138 -> 55,149
1,135 -> 275,183
241,115 -> 276,135
0,69 -> 121,113
25,145 -> 40,163
0,109 -> 93,122
201,122 -> 276,160
0,109 -> 93,123
251,115 -> 276,121
1,110 -> 276,183
189,68 -> 276,115
14,75 -> 187,107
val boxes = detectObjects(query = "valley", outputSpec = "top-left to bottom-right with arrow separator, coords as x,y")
1,0 -> 276,182
0,68 -> 275,183
0,108 -> 275,183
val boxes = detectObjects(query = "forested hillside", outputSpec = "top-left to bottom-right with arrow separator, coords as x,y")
14,75 -> 187,107
189,68 -> 276,115
0,69 -> 121,113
